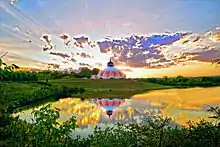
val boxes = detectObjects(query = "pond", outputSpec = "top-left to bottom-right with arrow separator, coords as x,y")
14,87 -> 220,137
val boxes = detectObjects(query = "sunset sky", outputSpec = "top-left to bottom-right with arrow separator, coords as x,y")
0,0 -> 220,78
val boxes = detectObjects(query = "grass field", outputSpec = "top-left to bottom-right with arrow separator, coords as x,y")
0,79 -> 172,112
49,78 -> 173,98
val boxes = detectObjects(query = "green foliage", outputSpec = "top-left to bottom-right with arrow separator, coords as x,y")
91,68 -> 100,75
147,76 -> 220,88
207,106 -> 220,120
0,59 -> 38,82
37,67 -> 100,80
50,78 -> 171,98
0,82 -> 85,113
0,105 -> 219,146
1,104 -> 77,146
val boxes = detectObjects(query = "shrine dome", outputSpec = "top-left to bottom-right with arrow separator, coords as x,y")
95,98 -> 125,118
96,59 -> 126,79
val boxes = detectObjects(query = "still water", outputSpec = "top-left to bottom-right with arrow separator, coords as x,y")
15,87 -> 220,137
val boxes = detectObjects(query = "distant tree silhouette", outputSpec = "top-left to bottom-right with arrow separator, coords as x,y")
91,68 -> 100,75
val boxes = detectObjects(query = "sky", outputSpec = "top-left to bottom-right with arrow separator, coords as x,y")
0,0 -> 220,78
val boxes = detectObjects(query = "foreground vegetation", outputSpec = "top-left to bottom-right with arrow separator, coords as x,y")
1,58 -> 220,146
1,59 -> 86,112
0,104 -> 219,146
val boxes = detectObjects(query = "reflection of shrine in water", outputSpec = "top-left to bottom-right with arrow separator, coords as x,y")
15,87 -> 220,134
52,98 -> 164,128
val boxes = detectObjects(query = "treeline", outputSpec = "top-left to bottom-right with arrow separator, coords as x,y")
0,59 -> 38,82
0,104 -> 219,146
146,76 -> 220,88
0,71 -> 38,82
1,59 -> 100,81
37,67 -> 100,80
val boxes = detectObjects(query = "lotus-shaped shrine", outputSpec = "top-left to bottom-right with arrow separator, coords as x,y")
93,59 -> 126,79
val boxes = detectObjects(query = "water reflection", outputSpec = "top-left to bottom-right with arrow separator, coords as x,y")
15,87 -> 220,137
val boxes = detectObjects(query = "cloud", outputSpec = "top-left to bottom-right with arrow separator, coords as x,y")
73,36 -> 89,47
95,32 -> 191,68
49,52 -> 70,59
210,33 -> 220,42
79,63 -> 92,68
47,63 -> 60,69
68,58 -> 77,62
41,34 -> 55,50
192,49 -> 220,62
93,28 -> 220,68
97,32 -> 188,53
60,34 -> 72,46
1,13 -> 220,71
80,52 -> 92,59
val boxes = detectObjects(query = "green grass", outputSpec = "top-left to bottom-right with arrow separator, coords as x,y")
0,82 -> 83,113
0,79 -> 172,112
1,82 -> 42,93
49,78 -> 173,98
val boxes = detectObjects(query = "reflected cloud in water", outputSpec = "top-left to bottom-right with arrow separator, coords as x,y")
15,87 -> 220,137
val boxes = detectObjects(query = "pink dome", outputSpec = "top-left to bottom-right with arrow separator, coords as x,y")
96,59 -> 126,79
92,98 -> 125,118
97,99 -> 125,108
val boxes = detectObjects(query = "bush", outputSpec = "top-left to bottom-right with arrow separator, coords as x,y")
0,83 -> 86,113
0,105 -> 219,146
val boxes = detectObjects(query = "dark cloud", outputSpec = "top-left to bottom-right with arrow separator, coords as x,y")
97,40 -> 113,53
49,52 -> 70,58
79,63 -> 91,67
192,36 -> 201,42
95,33 -> 190,68
68,58 -> 77,62
73,36 -> 89,47
47,63 -> 60,69
211,58 -> 220,65
42,44 -> 53,51
80,52 -> 92,59
192,49 -> 220,62
41,34 -> 51,43
41,29 -> 220,69
61,60 -> 68,64
97,33 -> 187,54
41,34 -> 55,50
60,34 -> 71,46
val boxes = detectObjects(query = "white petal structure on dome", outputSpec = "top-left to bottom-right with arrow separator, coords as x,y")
95,59 -> 126,79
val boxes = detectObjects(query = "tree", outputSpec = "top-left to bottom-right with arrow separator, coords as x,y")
91,68 -> 100,75
176,76 -> 187,83
78,67 -> 92,78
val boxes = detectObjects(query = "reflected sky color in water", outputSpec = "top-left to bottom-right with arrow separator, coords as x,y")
15,87 -> 220,137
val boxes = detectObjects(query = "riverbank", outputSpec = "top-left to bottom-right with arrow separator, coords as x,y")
49,78 -> 173,98
2,77 -> 220,113
0,79 -> 172,113
0,82 -> 85,113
